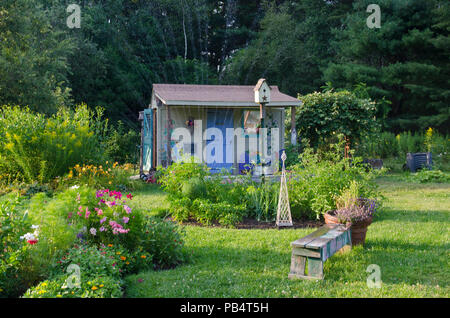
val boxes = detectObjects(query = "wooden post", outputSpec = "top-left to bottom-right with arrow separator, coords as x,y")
139,111 -> 144,175
259,102 -> 266,181
167,106 -> 172,166
290,106 -> 297,146
152,108 -> 157,169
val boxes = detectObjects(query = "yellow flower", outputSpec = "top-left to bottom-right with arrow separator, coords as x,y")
121,256 -> 126,261
41,282 -> 48,287
126,262 -> 130,265
116,252 -> 121,255
56,295 -> 62,298
99,284 -> 104,288
4,142 -> 14,151
92,286 -> 98,291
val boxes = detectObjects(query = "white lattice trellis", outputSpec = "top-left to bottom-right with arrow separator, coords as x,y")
276,151 -> 293,227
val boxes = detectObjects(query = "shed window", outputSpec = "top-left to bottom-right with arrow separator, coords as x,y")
242,110 -> 260,137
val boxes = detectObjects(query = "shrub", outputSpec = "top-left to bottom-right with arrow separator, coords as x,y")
139,217 -> 186,269
297,90 -> 379,149
0,196 -> 35,297
356,128 -> 450,160
181,177 -> 207,200
67,189 -> 143,250
159,159 -> 210,197
54,243 -> 152,278
407,169 -> 450,183
0,105 -> 108,184
104,121 -> 140,164
60,162 -> 141,192
288,138 -> 382,220
22,241 -> 153,298
192,199 -> 246,227
169,197 -> 193,222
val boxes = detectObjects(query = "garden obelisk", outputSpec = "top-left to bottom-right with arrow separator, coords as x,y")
276,151 -> 293,227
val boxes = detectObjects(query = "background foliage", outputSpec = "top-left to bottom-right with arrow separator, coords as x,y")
0,0 -> 447,133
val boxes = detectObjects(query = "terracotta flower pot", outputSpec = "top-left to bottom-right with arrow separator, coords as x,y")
324,212 -> 372,246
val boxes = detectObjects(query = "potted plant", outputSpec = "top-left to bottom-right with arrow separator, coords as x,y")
324,181 -> 378,246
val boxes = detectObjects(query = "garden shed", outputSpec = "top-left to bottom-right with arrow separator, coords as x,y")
140,79 -> 302,175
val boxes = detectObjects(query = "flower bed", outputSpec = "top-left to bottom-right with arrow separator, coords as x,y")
1,187 -> 186,298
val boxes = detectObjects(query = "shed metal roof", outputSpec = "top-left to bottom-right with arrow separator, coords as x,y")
152,84 -> 302,107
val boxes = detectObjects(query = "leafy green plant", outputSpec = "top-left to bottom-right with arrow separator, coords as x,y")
0,195 -> 34,297
22,273 -> 122,298
159,158 -> 210,197
0,105 -> 108,184
407,170 -> 450,184
181,177 -> 207,200
245,182 -> 279,222
191,199 -> 246,227
288,138 -> 382,219
139,217 -> 186,269
296,90 -> 379,149
104,121 -> 140,164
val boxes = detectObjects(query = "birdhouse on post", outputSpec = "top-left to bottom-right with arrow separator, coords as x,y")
254,79 -> 271,180
254,78 -> 271,105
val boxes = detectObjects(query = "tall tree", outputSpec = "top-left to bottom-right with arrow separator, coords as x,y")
0,0 -> 73,113
223,0 -> 354,96
324,0 -> 450,133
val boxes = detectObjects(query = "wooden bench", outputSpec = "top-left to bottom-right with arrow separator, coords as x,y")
288,224 -> 351,280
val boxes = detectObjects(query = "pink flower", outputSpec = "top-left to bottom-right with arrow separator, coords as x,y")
123,217 -> 130,224
106,201 -> 116,208
85,207 -> 91,219
99,226 -> 106,232
124,205 -> 132,214
100,217 -> 107,224
97,209 -> 103,216
126,194 -> 133,200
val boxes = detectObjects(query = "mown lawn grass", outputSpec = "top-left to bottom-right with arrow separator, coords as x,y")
124,176 -> 449,298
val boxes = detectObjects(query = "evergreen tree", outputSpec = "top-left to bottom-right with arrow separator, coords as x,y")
324,0 -> 450,133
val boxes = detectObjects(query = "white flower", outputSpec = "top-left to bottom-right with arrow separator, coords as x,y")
90,228 -> 97,236
20,232 -> 37,241
71,185 -> 80,189
31,225 -> 39,230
